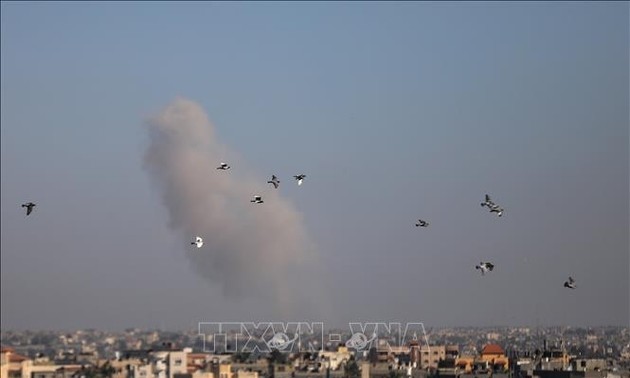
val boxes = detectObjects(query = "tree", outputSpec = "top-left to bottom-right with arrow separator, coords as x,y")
232,352 -> 251,363
267,349 -> 288,378
345,360 -> 360,378
268,349 -> 287,365
99,362 -> 115,378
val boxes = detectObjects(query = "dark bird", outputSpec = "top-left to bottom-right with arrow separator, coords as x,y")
564,276 -> 576,289
267,175 -> 280,189
217,162 -> 231,170
415,219 -> 429,227
251,195 -> 264,204
21,202 -> 36,216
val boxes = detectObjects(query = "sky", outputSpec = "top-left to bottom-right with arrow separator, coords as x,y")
1,1 -> 628,332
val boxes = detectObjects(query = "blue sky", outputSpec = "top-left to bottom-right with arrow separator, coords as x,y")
1,2 -> 628,331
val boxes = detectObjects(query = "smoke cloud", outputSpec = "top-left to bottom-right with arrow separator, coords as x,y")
143,98 -> 325,317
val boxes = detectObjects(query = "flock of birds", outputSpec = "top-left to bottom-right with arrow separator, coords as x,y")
20,162 -> 577,291
216,162 -> 306,205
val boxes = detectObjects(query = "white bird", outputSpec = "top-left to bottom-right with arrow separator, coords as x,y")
267,175 -> 280,189
564,276 -> 576,289
217,162 -> 230,170
475,262 -> 495,276
293,174 -> 306,186
251,195 -> 264,204
191,236 -> 204,248
415,219 -> 429,227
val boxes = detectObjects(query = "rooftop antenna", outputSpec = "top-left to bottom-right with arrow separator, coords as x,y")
535,317 -> 541,350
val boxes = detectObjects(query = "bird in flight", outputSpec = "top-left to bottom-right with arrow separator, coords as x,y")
191,236 -> 204,249
481,194 -> 504,217
22,202 -> 36,216
251,195 -> 264,204
415,219 -> 429,227
293,174 -> 306,186
475,262 -> 495,276
564,276 -> 576,289
267,175 -> 280,189
217,162 -> 231,170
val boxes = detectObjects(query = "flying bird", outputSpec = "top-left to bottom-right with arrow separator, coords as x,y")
564,276 -> 576,289
217,162 -> 230,170
267,175 -> 280,189
21,202 -> 36,216
251,195 -> 264,204
415,219 -> 429,227
191,236 -> 204,248
475,262 -> 495,276
293,174 -> 306,186
481,194 -> 504,217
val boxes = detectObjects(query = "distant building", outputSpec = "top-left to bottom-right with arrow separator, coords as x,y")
539,348 -> 569,371
186,354 -> 209,373
569,359 -> 609,372
487,333 -> 501,342
211,363 -> 232,378
319,346 -> 351,370
420,345 -> 446,370
455,344 -> 509,374
455,356 -> 475,374
168,351 -> 188,378
480,344 -> 509,372
0,347 -> 59,378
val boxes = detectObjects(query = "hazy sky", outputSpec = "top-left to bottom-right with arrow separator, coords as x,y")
1,2 -> 628,332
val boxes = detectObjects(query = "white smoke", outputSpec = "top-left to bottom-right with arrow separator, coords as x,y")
143,98 -> 326,316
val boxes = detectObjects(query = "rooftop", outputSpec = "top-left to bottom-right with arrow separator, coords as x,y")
481,344 -> 505,355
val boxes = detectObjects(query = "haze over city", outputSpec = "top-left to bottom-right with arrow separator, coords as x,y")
1,2 -> 628,331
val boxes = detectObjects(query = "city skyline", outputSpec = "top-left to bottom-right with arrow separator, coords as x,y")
1,2 -> 628,331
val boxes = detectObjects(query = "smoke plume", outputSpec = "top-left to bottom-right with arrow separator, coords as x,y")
143,98 -> 324,316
